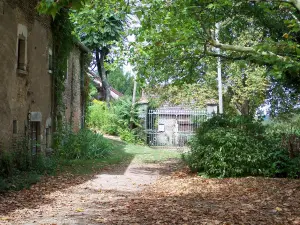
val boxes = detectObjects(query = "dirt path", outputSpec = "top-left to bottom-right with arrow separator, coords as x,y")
0,146 -> 182,225
1,143 -> 300,224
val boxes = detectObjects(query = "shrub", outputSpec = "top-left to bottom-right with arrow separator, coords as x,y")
184,115 -> 299,178
88,98 -> 144,144
55,128 -> 111,160
265,112 -> 300,177
88,100 -> 118,135
0,139 -> 57,192
118,128 -> 136,143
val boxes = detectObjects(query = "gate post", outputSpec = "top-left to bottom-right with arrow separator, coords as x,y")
137,91 -> 149,143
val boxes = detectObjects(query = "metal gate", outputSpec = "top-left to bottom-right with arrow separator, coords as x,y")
146,108 -> 209,147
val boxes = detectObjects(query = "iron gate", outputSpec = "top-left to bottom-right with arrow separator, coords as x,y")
146,109 -> 209,147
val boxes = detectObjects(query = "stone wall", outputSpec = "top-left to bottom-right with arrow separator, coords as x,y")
0,0 -> 87,152
0,0 -> 52,150
64,46 -> 83,132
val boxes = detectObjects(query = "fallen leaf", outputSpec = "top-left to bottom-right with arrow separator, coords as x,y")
75,208 -> 84,212
0,217 -> 10,220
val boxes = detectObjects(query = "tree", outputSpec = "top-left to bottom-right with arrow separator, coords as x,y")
145,82 -> 217,109
37,0 -> 88,17
132,0 -> 300,90
107,67 -> 135,96
70,1 -> 127,105
223,61 -> 268,116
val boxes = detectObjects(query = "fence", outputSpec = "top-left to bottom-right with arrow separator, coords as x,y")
146,109 -> 210,147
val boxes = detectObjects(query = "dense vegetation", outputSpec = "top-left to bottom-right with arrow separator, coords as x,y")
0,128 -> 114,192
0,140 -> 56,191
184,114 -> 300,178
88,99 -> 144,143
11,0 -> 300,185
107,67 -> 137,97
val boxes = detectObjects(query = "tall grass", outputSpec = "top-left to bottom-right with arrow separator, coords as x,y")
54,128 -> 112,160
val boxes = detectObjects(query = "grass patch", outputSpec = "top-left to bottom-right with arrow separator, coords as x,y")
0,139 -> 181,192
124,144 -> 181,164
0,139 -> 132,192
57,139 -> 133,175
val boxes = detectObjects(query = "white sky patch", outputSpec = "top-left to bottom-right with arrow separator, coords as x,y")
127,34 -> 136,42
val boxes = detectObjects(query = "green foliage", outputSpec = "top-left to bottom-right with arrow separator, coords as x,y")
0,139 -> 57,192
37,0 -> 86,18
114,97 -> 141,129
223,61 -> 268,116
117,127 -> 136,143
0,149 -> 13,177
55,128 -> 111,160
70,1 -> 125,50
266,81 -> 300,117
266,111 -> 300,135
131,0 -> 300,111
146,82 -> 217,109
88,100 -> 118,135
184,115 -> 300,178
107,67 -> 136,96
88,98 -> 144,143
70,1 -> 128,104
52,9 -> 75,129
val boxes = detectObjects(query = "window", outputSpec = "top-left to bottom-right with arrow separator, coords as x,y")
48,48 -> 53,73
13,120 -> 17,134
17,35 -> 26,70
17,24 -> 27,74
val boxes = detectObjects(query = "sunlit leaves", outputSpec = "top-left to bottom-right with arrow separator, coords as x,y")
37,0 -> 87,18
132,0 -> 300,91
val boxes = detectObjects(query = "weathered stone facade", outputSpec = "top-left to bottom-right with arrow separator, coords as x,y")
64,46 -> 87,133
0,0 -> 88,151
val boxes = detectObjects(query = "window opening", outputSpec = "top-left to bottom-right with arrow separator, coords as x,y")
18,35 -> 26,70
13,120 -> 17,134
48,49 -> 53,72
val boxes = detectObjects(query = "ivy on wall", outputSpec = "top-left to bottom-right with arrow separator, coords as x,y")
51,9 -> 75,131
82,52 -> 92,127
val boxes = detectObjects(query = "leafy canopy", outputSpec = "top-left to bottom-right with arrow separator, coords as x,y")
132,0 -> 300,90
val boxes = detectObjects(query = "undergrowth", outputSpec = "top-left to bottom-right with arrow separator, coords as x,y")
183,115 -> 300,178
88,98 -> 144,144
0,128 -> 117,192
0,139 -> 57,192
54,128 -> 112,160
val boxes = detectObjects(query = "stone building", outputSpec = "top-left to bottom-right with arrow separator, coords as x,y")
0,0 -> 88,152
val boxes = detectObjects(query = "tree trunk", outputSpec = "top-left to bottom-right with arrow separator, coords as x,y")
95,48 -> 111,107
240,100 -> 250,116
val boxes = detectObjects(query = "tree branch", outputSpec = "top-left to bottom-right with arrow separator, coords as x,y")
249,0 -> 300,11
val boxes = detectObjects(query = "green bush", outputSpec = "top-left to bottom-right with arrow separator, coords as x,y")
88,98 -> 144,144
55,128 -> 111,160
118,127 -> 136,143
88,100 -> 118,135
265,112 -> 300,177
184,115 -> 300,178
0,139 -> 57,192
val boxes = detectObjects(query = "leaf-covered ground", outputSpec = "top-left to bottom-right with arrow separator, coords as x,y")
0,144 -> 300,225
